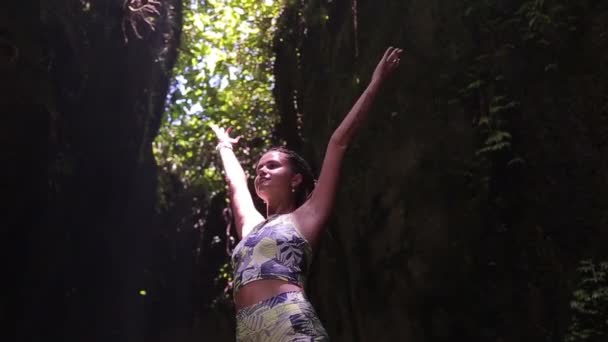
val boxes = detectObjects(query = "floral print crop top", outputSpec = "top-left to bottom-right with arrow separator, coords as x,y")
231,214 -> 313,293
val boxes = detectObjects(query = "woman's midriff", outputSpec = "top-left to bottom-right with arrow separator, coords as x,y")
234,279 -> 303,310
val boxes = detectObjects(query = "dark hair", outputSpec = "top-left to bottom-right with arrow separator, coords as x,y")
266,147 -> 316,207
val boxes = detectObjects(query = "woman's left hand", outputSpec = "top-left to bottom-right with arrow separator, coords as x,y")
371,46 -> 403,84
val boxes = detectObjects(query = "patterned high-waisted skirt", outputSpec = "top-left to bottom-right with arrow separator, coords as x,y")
235,291 -> 329,341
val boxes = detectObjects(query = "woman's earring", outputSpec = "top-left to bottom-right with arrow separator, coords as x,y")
291,186 -> 296,193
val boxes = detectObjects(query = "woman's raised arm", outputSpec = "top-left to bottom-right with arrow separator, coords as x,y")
294,47 -> 403,243
210,124 -> 264,239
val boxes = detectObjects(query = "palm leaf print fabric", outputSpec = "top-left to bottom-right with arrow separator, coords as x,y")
236,291 -> 329,341
232,214 -> 313,291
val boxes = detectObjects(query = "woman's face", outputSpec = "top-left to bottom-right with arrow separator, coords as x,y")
254,151 -> 300,203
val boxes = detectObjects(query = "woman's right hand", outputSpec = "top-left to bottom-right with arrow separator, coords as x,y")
210,123 -> 241,146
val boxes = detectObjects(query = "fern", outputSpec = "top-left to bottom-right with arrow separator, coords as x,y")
565,260 -> 608,342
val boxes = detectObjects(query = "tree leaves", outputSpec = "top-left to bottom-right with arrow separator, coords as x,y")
154,0 -> 282,191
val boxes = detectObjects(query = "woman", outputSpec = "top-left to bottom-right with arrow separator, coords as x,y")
211,46 -> 403,341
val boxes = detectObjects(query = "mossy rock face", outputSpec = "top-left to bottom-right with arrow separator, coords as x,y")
16,1 -> 183,341
274,0 -> 608,341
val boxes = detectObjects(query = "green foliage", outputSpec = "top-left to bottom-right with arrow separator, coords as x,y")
566,260 -> 608,342
154,0 -> 282,194
211,261 -> 235,307
152,0 -> 283,308
474,95 -> 517,157
458,0 -> 578,168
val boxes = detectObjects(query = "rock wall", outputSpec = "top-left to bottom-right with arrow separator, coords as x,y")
273,0 -> 608,341
7,2 -> 183,341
